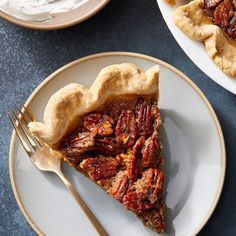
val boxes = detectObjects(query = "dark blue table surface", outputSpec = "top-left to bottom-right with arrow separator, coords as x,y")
1,0 -> 236,235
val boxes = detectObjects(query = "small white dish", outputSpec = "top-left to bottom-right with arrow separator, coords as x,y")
156,0 -> 236,94
0,0 -> 110,30
9,52 -> 225,236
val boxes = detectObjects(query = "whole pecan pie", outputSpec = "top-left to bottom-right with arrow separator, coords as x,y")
173,0 -> 236,76
29,63 -> 165,233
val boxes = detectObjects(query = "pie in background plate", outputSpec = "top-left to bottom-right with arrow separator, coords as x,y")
29,63 -> 166,233
173,0 -> 236,77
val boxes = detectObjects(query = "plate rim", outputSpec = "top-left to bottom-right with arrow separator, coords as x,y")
156,0 -> 236,95
9,51 -> 226,236
0,0 -> 110,30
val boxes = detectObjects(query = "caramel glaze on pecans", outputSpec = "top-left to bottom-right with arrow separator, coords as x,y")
59,95 -> 165,233
203,0 -> 236,39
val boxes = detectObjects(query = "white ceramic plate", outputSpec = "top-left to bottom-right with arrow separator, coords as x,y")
156,0 -> 236,94
9,52 -> 225,236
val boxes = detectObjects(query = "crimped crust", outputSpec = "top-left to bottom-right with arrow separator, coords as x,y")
29,63 -> 160,145
173,0 -> 236,77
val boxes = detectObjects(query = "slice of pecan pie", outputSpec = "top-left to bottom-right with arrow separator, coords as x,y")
29,63 -> 165,233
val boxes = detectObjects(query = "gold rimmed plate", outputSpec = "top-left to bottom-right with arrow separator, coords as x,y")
9,52 -> 225,236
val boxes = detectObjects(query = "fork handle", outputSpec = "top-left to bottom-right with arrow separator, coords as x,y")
56,170 -> 108,236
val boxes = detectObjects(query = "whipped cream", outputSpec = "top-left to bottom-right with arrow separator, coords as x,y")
0,0 -> 88,21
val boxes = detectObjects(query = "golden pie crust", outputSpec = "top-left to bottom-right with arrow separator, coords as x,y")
29,63 -> 160,145
173,0 -> 236,77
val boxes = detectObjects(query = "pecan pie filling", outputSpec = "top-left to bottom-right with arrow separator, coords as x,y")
59,95 -> 165,233
203,0 -> 236,39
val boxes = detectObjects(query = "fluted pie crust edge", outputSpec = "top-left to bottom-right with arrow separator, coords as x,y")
29,63 -> 160,145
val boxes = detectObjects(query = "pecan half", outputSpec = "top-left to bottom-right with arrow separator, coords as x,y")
150,170 -> 164,204
61,131 -> 96,164
135,168 -> 164,204
80,156 -> 120,181
84,112 -> 114,136
115,110 -> 138,148
128,136 -> 145,181
122,168 -> 164,214
96,138 -> 125,156
214,0 -> 234,28
122,192 -> 154,214
108,171 -> 129,202
135,97 -> 153,137
141,134 -> 160,168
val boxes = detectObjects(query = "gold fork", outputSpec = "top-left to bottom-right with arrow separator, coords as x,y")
8,106 -> 108,236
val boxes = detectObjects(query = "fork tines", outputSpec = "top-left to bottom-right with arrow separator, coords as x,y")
8,106 -> 41,156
